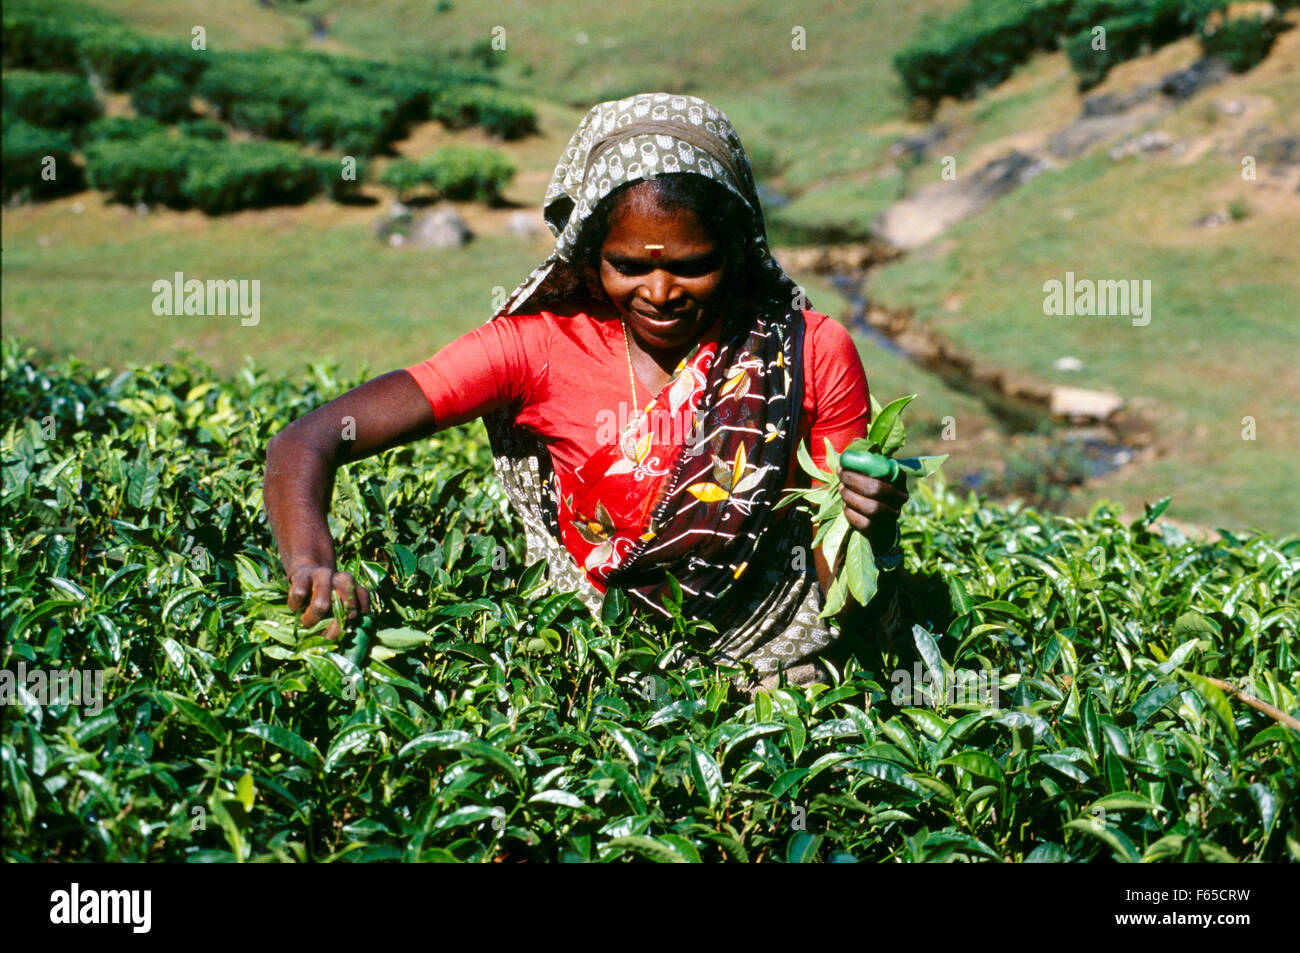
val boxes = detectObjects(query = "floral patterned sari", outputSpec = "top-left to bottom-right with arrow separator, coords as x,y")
480,92 -> 849,686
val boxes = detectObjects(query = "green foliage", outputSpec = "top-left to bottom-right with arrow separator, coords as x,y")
1,70 -> 100,131
73,24 -> 205,91
892,0 -> 1075,104
0,0 -> 118,73
1200,15 -> 1290,73
84,134 -> 355,213
130,72 -> 193,123
0,114 -> 80,201
780,394 -> 946,617
197,51 -> 500,156
431,85 -> 538,140
379,148 -> 515,204
1066,14 -> 1155,90
3,344 -> 1296,862
83,134 -> 191,207
84,116 -> 166,143
895,0 -> 1238,103
176,119 -> 228,142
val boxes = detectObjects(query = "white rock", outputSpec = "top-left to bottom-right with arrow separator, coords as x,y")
1054,356 -> 1084,371
1050,386 -> 1123,421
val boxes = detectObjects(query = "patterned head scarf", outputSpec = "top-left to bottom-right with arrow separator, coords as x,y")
483,92 -> 836,679
494,91 -> 798,322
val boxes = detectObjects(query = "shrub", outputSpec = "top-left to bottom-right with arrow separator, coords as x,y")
84,133 -> 341,213
179,140 -> 326,214
73,23 -> 205,90
293,97 -> 401,157
84,115 -> 167,142
199,54 -> 406,155
380,147 -> 514,203
1200,15 -> 1289,72
178,118 -> 228,141
0,0 -> 117,72
1066,14 -> 1155,89
892,0 -> 1075,104
432,85 -> 537,139
84,133 -> 193,206
378,159 -> 431,200
1,114 -> 80,200
1,70 -> 100,131
130,72 -> 193,122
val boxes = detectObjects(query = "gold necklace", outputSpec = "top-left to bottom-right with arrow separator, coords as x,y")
621,319 -> 640,410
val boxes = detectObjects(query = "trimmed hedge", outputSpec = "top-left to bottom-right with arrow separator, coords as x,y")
177,118 -> 228,141
895,0 -> 1246,103
1,70 -> 100,131
84,115 -> 167,143
379,147 -> 515,203
84,134 -> 192,207
432,85 -> 538,139
893,0 -> 1075,103
131,72 -> 194,123
197,54 -> 406,156
1201,15 -> 1290,72
1,114 -> 80,200
84,134 -> 362,213
1066,14 -> 1156,90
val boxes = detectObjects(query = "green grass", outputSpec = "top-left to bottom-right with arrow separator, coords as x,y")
1,203 -> 550,379
869,147 -> 1300,531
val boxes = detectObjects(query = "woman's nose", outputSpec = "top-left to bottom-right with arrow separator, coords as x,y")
642,271 -> 681,308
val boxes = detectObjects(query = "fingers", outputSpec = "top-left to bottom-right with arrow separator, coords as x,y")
837,467 -> 909,546
837,467 -> 910,507
289,567 -> 372,640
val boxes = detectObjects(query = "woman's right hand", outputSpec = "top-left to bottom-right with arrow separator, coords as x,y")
286,563 -> 372,640
264,369 -> 438,643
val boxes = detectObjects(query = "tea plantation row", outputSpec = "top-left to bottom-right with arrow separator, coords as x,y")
1,0 -> 534,209
894,0 -> 1296,105
2,342 -> 1296,862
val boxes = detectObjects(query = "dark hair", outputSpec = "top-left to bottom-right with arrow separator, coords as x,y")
574,173 -> 759,293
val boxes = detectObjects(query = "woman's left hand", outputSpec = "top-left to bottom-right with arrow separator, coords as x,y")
836,465 -> 909,554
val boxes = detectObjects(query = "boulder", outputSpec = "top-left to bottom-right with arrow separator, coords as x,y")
1050,386 -> 1123,422
409,204 -> 473,248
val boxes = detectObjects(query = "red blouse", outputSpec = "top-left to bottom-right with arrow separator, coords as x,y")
403,301 -> 870,490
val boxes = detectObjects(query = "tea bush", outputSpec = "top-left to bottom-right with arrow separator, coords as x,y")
84,116 -> 167,144
431,85 -> 539,140
894,0 -> 1255,104
83,135 -> 356,213
2,343 -> 1296,862
1,70 -> 100,132
130,73 -> 194,124
379,148 -> 516,204
0,115 -> 80,201
1200,15 -> 1291,72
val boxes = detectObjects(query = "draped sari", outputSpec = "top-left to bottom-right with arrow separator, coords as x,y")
482,93 -> 855,685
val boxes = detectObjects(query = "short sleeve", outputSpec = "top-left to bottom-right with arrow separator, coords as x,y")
403,313 -> 553,429
806,313 -> 870,474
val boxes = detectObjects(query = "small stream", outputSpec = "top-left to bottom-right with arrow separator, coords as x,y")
822,260 -> 1142,489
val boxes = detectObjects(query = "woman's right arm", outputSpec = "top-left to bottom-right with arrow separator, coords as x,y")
263,369 -> 438,639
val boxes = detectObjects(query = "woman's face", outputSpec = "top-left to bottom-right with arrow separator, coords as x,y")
597,182 -> 727,355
